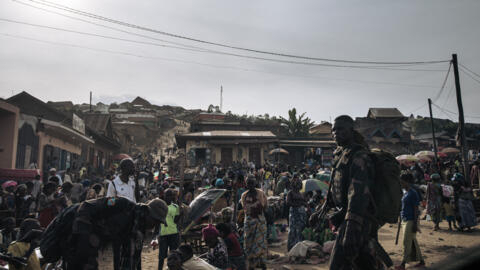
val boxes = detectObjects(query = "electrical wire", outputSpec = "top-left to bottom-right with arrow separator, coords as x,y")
432,62 -> 452,102
0,17 -> 451,71
459,63 -> 480,79
441,82 -> 455,109
459,66 -> 480,85
12,0 -> 208,51
0,32 -> 444,88
432,102 -> 480,119
23,0 -> 450,65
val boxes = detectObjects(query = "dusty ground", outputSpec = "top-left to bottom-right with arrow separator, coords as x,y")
97,219 -> 480,269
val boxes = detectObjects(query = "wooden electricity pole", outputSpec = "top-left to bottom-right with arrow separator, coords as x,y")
452,54 -> 470,183
428,98 -> 439,167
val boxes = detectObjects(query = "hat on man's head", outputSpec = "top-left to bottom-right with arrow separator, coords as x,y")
146,198 -> 168,224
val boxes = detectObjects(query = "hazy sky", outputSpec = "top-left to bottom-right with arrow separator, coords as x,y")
1,0 -> 480,123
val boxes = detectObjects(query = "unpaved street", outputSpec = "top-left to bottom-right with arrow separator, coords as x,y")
97,219 -> 480,269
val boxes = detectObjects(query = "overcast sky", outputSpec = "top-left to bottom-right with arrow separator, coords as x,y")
1,0 -> 480,123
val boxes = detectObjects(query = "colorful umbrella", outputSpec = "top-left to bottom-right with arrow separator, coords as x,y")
437,152 -> 448,158
415,151 -> 435,158
441,147 -> 460,154
396,155 -> 419,165
269,148 -> 289,155
2,180 -> 17,189
417,155 -> 432,163
113,153 -> 132,160
301,179 -> 329,193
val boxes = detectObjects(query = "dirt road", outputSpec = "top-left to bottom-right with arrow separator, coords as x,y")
97,219 -> 480,269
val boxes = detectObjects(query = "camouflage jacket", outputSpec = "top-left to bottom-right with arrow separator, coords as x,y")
329,144 -> 375,226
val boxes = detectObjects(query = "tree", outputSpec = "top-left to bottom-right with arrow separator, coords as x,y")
207,104 -> 215,113
279,108 -> 315,137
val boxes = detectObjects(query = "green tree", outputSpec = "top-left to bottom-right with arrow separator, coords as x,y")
280,108 -> 315,137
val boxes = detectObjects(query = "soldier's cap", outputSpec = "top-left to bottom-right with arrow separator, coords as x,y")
146,198 -> 168,224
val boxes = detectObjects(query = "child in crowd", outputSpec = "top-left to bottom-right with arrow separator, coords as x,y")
201,224 -> 229,269
216,223 -> 246,270
443,196 -> 457,231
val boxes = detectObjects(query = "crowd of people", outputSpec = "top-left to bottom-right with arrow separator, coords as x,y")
0,115 -> 478,270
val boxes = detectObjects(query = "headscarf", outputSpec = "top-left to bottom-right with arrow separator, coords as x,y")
202,224 -> 219,240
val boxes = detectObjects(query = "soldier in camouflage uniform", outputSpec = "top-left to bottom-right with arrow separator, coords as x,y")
311,115 -> 384,270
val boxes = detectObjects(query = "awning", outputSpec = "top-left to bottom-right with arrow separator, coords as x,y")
279,140 -> 335,148
41,119 -> 95,144
0,168 -> 42,181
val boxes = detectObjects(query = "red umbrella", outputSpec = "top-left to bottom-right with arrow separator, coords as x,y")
437,152 -> 448,158
2,180 -> 17,189
113,153 -> 131,160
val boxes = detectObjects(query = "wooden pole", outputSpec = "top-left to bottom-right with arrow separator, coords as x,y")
428,98 -> 439,168
452,54 -> 470,183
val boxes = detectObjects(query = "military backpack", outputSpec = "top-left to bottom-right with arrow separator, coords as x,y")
369,148 -> 403,226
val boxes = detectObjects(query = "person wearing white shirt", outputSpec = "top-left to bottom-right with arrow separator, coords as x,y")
107,176 -> 136,203
106,159 -> 137,203
106,158 -> 138,269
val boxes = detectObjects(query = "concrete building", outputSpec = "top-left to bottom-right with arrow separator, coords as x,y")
355,108 -> 411,155
175,130 -> 277,167
0,100 -> 20,169
6,92 -> 123,178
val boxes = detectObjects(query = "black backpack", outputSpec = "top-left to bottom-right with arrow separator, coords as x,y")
369,149 -> 403,226
39,204 -> 78,263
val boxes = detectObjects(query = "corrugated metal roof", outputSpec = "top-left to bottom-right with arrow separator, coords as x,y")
83,114 -> 111,133
368,108 -> 405,118
181,130 -> 276,138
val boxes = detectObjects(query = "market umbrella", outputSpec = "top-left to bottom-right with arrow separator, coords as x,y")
441,147 -> 460,154
183,189 -> 226,233
437,152 -> 448,158
269,148 -> 289,155
2,180 -> 17,189
301,179 -> 329,193
415,151 -> 435,158
113,153 -> 131,161
417,155 -> 432,163
396,155 -> 419,165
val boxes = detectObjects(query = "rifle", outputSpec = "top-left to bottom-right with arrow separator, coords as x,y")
395,216 -> 402,245
0,252 -> 28,267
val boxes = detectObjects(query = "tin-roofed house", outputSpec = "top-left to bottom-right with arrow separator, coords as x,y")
175,130 -> 277,167
355,108 -> 412,155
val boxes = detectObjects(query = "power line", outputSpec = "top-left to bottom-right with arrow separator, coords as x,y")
459,66 -> 480,85
0,32 -> 444,89
12,0 -> 207,51
25,0 -> 450,65
459,63 -> 480,79
432,101 -> 480,119
432,61 -> 452,102
441,82 -> 455,109
0,17 -> 450,72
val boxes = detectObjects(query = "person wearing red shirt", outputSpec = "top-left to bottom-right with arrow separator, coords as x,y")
216,223 -> 245,270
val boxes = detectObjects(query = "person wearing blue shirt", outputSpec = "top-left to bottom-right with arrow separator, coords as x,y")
396,172 -> 425,270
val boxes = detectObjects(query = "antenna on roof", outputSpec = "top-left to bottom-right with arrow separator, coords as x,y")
220,86 -> 223,113
89,91 -> 92,112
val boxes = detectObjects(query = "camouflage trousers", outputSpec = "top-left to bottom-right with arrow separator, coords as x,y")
329,222 -> 385,270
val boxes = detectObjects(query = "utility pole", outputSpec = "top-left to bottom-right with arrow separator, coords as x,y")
89,91 -> 92,112
220,86 -> 223,112
428,98 -> 439,167
452,54 -> 470,184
